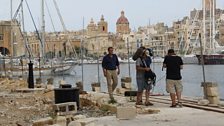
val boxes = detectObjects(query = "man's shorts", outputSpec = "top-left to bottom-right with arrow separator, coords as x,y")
166,79 -> 183,93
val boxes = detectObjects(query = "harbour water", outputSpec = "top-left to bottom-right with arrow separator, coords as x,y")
39,63 -> 224,99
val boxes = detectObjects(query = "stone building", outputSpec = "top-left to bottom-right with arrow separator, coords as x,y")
86,15 -> 112,56
27,32 -> 81,58
116,11 -> 131,35
0,20 -> 25,57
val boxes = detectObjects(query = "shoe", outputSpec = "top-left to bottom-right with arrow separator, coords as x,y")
135,101 -> 143,105
108,98 -> 117,104
145,102 -> 153,106
177,102 -> 183,107
170,104 -> 177,108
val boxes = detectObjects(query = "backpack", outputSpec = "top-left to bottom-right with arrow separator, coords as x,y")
140,58 -> 157,86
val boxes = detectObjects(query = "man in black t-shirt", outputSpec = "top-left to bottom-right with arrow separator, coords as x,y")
163,49 -> 183,107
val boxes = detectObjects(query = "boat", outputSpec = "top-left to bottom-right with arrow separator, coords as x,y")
152,57 -> 164,63
195,1 -> 224,65
0,0 -> 77,76
196,53 -> 224,65
182,54 -> 198,64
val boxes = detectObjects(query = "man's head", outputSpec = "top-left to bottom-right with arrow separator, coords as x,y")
168,49 -> 175,55
108,47 -> 114,55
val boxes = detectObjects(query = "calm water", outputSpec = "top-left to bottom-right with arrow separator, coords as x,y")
39,63 -> 224,99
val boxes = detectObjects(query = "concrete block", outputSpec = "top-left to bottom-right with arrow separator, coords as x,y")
32,117 -> 53,126
76,118 -> 96,126
121,77 -> 132,83
116,106 -> 136,120
53,102 -> 77,116
121,82 -> 131,89
207,96 -> 220,105
207,87 -> 219,96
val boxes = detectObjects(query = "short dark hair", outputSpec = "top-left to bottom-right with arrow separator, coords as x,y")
168,49 -> 175,54
108,47 -> 113,51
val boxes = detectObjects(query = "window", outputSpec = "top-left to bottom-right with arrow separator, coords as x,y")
0,34 -> 3,40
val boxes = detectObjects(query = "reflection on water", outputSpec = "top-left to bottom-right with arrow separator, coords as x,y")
37,63 -> 224,99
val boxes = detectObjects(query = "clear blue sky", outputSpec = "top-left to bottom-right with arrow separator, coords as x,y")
0,0 -> 223,32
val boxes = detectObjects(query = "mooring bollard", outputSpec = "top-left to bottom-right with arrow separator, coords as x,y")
201,82 -> 220,105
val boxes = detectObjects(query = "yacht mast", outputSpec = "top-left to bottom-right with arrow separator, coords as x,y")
41,0 -> 45,58
212,0 -> 216,53
203,0 -> 206,54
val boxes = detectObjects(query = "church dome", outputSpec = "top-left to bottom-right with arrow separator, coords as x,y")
116,11 -> 129,24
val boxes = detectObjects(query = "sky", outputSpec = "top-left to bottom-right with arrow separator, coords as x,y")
0,0 -> 223,32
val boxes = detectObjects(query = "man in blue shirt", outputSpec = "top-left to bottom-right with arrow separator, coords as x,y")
102,47 -> 120,103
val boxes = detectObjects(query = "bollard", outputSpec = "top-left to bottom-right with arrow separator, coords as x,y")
28,61 -> 34,88
201,82 -> 220,105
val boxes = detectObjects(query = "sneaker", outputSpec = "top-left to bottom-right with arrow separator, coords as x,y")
170,104 -> 177,108
135,102 -> 143,105
108,98 -> 117,104
145,102 -> 154,106
177,102 -> 183,107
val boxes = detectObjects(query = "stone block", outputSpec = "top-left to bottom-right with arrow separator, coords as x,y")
53,102 -> 77,116
36,78 -> 42,84
121,77 -> 132,83
91,82 -> 100,92
32,117 -> 53,126
68,121 -> 81,126
55,116 -> 66,126
100,104 -> 117,113
76,81 -> 83,91
116,106 -> 136,120
207,87 -> 219,97
121,82 -> 131,89
59,80 -> 66,85
72,115 -> 86,121
198,99 -> 209,105
92,86 -> 101,92
116,88 -> 130,94
46,84 -> 54,90
207,96 -> 220,105
76,118 -> 96,126
47,78 -> 54,85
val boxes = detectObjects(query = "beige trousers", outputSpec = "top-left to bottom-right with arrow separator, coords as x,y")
106,70 -> 118,98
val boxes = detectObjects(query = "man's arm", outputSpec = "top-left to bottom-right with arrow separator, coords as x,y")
102,56 -> 107,77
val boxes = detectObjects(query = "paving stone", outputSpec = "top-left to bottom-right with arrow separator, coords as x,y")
116,106 -> 136,120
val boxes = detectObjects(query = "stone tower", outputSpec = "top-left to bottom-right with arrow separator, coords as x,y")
97,15 -> 108,34
87,18 -> 97,36
116,11 -> 130,35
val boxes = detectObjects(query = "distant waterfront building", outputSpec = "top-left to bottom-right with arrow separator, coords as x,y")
0,20 -> 25,57
86,15 -> 112,55
116,11 -> 131,35
27,32 -> 81,58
